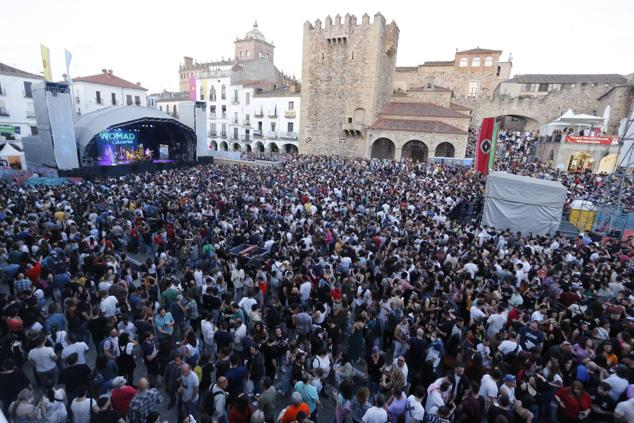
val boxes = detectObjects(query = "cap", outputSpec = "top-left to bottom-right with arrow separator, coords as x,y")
504,374 -> 516,382
372,346 -> 380,353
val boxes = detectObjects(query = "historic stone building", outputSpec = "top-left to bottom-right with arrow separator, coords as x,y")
394,48 -> 512,99
299,13 -> 399,157
367,84 -> 470,160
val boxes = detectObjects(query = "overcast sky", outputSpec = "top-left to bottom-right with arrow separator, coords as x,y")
2,0 -> 633,93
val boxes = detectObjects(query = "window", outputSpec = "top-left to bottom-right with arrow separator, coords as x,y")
459,57 -> 468,67
159,106 -> 162,111
210,105 -> 216,117
111,93 -> 117,105
233,90 -> 239,103
496,66 -> 501,76
246,93 -> 250,105
126,95 -> 132,105
134,96 -> 140,106
271,122 -> 276,132
96,91 -> 102,104
233,127 -> 238,140
287,122 -> 294,133
245,50 -> 250,57
222,123 -> 226,137
288,101 -> 294,110
221,85 -> 226,100
245,129 -> 250,141
471,57 -> 481,67
245,114 -> 250,124
521,83 -> 532,92
23,82 -> 33,98
30,126 -> 38,135
221,105 -> 226,119
538,83 -> 549,92
233,112 -> 238,123
200,85 -> 205,100
210,86 -> 216,101
484,56 -> 493,67
468,81 -> 479,98
210,123 -> 216,135
0,82 -> 4,95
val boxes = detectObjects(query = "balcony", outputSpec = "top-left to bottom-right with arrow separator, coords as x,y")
209,132 -> 217,137
280,131 -> 298,140
342,122 -> 366,137
254,131 -> 263,139
232,118 -> 239,124
220,133 -> 227,139
268,113 -> 278,118
208,113 -> 217,119
243,120 -> 251,126
0,107 -> 9,117
285,110 -> 296,119
231,99 -> 240,105
221,113 -> 227,119
254,112 -> 264,118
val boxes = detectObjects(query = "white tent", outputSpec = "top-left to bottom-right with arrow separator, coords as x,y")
0,142 -> 26,170
540,109 -> 605,137
482,172 -> 567,235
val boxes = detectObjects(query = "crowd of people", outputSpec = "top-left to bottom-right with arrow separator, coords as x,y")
0,153 -> 633,423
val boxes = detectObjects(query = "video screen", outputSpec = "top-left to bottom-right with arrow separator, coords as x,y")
96,129 -> 153,166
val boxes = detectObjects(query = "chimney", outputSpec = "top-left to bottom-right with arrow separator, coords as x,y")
183,56 -> 193,67
136,82 -> 141,86
102,69 -> 107,74
107,69 -> 113,76
289,80 -> 297,93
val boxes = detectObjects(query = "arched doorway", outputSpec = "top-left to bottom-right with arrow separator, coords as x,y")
435,142 -> 455,158
209,141 -> 217,151
597,153 -> 618,174
220,141 -> 228,151
370,138 -> 395,159
283,144 -> 298,154
568,151 -> 593,172
245,144 -> 252,152
269,143 -> 279,153
232,143 -> 241,152
255,142 -> 264,153
402,140 -> 428,162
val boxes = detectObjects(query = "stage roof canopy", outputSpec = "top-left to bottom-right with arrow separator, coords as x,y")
74,106 -> 189,152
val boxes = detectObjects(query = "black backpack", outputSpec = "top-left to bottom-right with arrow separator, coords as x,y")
203,384 -> 226,417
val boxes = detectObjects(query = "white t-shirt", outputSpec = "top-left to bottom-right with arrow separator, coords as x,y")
362,406 -> 388,423
405,395 -> 425,423
470,306 -> 486,322
615,398 -> 634,422
100,295 -> 118,317
62,342 -> 90,365
498,340 -> 521,356
300,281 -> 312,301
604,374 -> 629,401
425,388 -> 444,415
312,355 -> 331,378
28,345 -> 57,372
71,397 -> 98,423
238,297 -> 257,315
486,313 -> 507,338
478,374 -> 499,400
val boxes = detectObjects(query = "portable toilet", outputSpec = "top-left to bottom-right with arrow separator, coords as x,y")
569,200 -> 596,231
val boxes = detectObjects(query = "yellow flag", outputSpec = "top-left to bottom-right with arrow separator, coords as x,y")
202,79 -> 208,101
40,44 -> 52,81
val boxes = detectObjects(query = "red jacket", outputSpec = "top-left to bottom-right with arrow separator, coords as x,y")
111,385 -> 137,415
555,386 -> 591,420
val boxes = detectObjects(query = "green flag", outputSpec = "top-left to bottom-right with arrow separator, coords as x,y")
488,121 -> 500,171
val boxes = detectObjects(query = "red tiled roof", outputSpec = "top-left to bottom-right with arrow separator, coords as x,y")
456,48 -> 502,55
450,102 -> 471,111
409,85 -> 451,92
379,102 -> 470,118
422,60 -> 455,67
0,63 -> 42,79
369,118 -> 468,135
73,72 -> 147,91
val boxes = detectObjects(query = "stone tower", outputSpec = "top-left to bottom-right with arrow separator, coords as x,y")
299,13 -> 399,157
